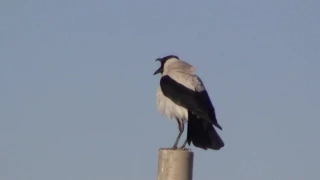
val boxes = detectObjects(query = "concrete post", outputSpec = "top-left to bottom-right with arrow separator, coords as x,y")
157,148 -> 194,180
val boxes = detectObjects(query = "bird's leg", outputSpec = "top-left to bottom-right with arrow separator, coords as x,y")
180,138 -> 188,149
172,119 -> 184,149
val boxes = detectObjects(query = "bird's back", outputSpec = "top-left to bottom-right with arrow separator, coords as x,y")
163,60 -> 205,92
160,59 -> 222,130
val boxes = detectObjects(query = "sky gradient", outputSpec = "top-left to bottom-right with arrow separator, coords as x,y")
1,0 -> 320,179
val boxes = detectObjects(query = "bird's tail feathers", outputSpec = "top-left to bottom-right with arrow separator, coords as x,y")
187,112 -> 224,150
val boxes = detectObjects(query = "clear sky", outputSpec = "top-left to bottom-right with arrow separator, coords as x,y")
1,0 -> 320,180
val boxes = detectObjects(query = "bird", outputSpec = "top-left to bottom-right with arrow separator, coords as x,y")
153,55 -> 224,150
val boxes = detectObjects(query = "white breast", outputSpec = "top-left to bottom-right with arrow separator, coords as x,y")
156,87 -> 188,122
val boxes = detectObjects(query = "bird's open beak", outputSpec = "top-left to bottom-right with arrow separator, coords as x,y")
153,58 -> 163,75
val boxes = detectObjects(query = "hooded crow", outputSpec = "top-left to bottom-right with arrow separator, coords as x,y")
154,55 -> 224,150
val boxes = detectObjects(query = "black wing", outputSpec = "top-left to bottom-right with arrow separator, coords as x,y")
160,75 -> 222,130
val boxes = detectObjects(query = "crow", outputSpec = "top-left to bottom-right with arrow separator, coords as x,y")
154,55 -> 224,150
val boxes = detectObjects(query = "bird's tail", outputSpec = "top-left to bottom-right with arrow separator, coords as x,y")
187,112 -> 224,150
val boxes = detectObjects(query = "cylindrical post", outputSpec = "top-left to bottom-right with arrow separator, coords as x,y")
157,148 -> 194,180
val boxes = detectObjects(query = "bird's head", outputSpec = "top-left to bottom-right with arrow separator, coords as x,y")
153,55 -> 179,75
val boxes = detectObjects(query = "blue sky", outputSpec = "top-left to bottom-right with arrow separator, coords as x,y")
1,0 -> 320,179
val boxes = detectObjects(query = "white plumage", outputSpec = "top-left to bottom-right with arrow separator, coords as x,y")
156,58 -> 206,123
157,86 -> 188,122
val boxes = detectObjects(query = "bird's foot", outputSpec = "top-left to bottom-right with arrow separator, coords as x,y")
179,145 -> 190,151
179,147 -> 189,151
170,145 -> 190,151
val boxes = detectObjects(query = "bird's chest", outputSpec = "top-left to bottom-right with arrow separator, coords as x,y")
156,87 -> 188,122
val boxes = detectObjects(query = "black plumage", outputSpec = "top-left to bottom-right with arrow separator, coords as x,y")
187,111 -> 224,150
